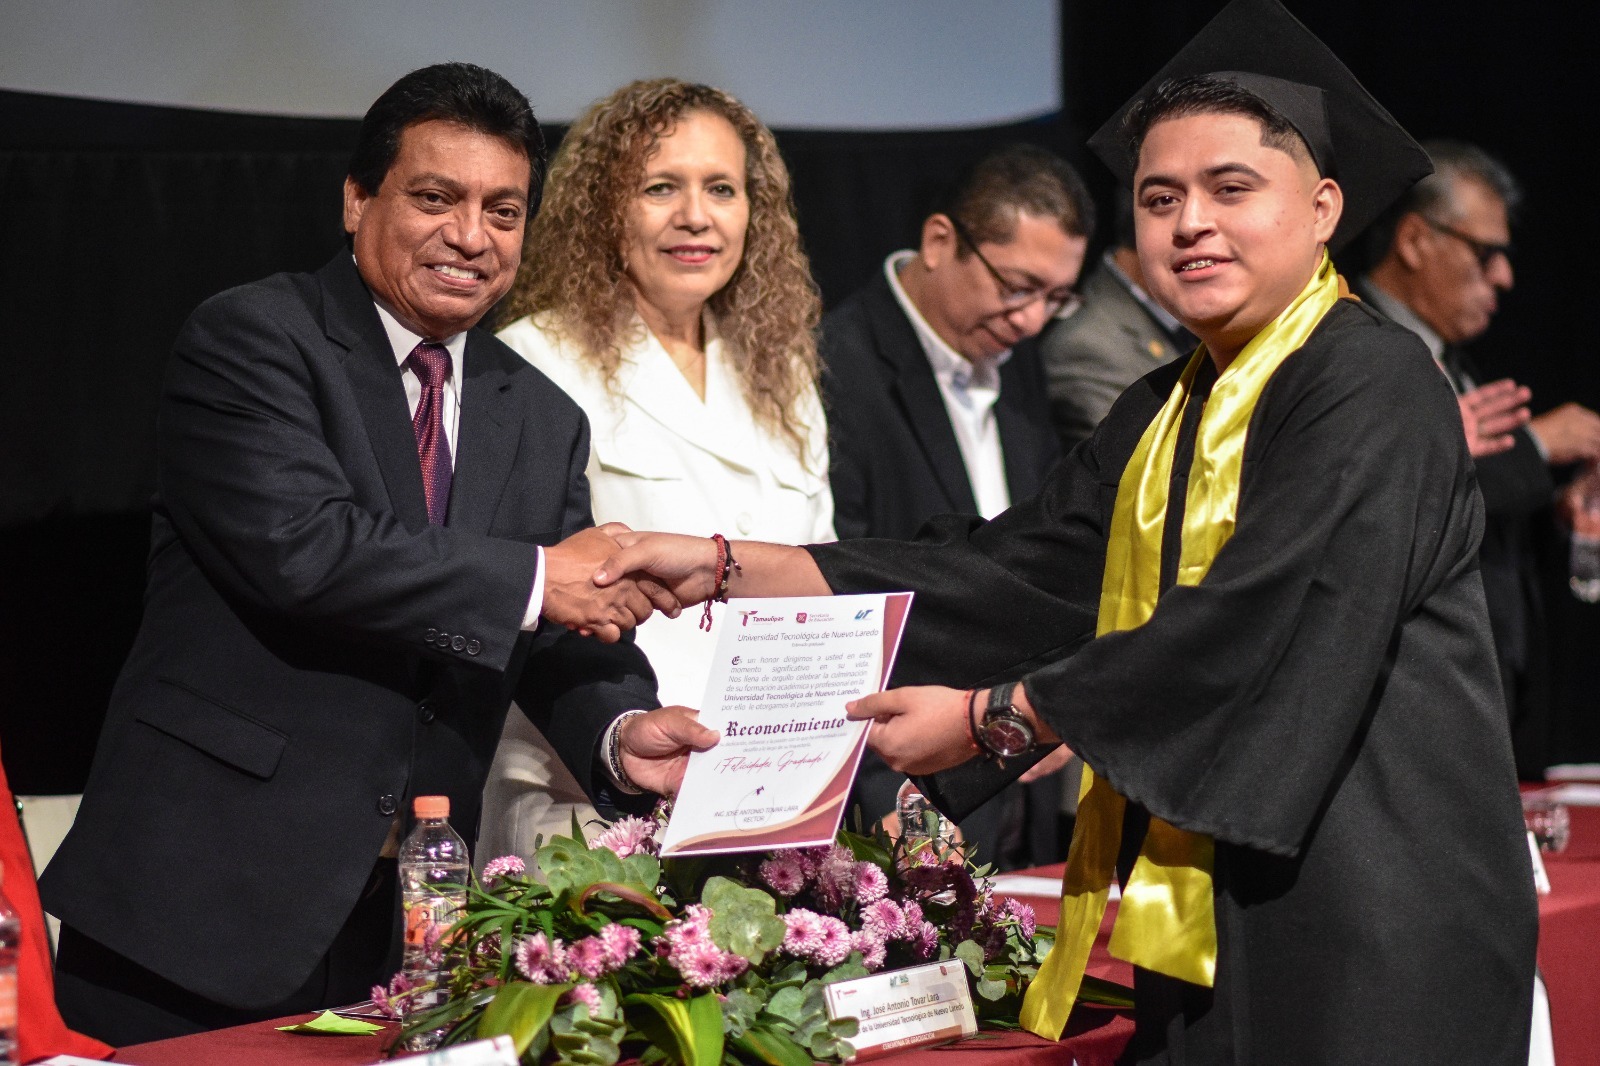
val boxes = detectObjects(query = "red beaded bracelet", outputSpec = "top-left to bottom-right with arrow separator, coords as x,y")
700,533 -> 741,631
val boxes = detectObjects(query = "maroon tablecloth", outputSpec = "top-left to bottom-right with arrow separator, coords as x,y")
1531,793 -> 1600,1065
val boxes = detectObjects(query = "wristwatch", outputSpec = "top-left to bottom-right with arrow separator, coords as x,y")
977,681 -> 1035,762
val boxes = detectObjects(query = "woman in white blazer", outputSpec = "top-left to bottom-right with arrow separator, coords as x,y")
479,80 -> 833,860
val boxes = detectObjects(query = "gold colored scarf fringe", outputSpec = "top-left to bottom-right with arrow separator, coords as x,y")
1022,254 -> 1346,1039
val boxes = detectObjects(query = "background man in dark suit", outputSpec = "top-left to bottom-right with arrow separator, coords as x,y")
818,144 -> 1092,863
1361,139 -> 1600,776
1040,193 -> 1194,449
42,63 -> 712,1045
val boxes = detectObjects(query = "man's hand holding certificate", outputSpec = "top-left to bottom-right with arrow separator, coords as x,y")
660,592 -> 912,856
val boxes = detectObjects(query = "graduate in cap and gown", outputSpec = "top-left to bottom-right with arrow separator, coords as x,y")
594,1 -> 1538,1059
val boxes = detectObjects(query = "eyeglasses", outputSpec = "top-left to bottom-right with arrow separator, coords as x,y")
949,216 -> 1082,318
1422,216 -> 1512,271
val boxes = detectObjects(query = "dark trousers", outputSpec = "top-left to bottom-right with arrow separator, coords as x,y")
55,859 -> 399,1047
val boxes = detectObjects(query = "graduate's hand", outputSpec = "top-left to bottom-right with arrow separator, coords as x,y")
1018,742 -> 1076,783
543,524 -> 683,642
1458,378 -> 1530,458
846,686 -> 979,776
618,706 -> 721,797
594,532 -> 721,610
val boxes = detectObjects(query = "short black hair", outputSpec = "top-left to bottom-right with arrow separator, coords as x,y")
1121,74 -> 1314,176
1363,139 -> 1521,265
347,62 -> 547,213
935,143 -> 1096,248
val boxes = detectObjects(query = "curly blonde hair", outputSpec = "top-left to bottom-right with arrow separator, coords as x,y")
501,79 -> 822,462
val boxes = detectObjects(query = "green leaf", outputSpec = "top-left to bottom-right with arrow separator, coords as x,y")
623,992 -> 725,1066
763,986 -> 807,1026
975,977 -> 1008,1001
274,1010 -> 384,1035
819,957 -> 868,985
575,881 -> 673,920
478,981 -> 569,1056
835,830 -> 894,870
729,1025 -> 814,1066
702,877 -> 787,963
954,940 -> 985,978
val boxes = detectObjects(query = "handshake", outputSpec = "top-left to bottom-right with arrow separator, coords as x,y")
540,524 -> 731,642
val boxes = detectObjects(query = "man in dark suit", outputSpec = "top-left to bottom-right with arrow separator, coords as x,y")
819,144 -> 1092,861
1362,139 -> 1600,776
42,63 -> 711,1044
1040,195 -> 1194,449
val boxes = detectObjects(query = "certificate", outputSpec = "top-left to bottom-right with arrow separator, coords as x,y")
659,592 -> 913,856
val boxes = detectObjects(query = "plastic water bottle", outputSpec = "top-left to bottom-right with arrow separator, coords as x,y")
1570,465 -> 1600,603
1,860 -> 20,1066
399,795 -> 470,1050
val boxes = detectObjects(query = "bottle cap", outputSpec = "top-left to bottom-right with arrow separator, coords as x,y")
413,795 -> 450,820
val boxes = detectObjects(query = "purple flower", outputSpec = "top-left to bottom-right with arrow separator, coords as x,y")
759,853 -> 807,897
782,908 -> 827,957
591,815 -> 658,858
369,972 -> 420,1020
598,922 -> 642,968
850,928 -> 887,970
853,862 -> 889,904
513,932 -> 571,983
481,855 -> 526,882
813,915 -> 852,966
910,920 -> 939,959
564,982 -> 603,1015
814,846 -> 861,907
1003,897 -> 1037,941
657,904 -> 747,988
898,900 -> 923,932
568,936 -> 611,980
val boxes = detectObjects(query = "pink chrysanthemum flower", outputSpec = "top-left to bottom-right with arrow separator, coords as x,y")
598,922 -> 642,968
782,908 -> 827,957
850,928 -> 888,970
860,898 -> 905,941
591,815 -> 658,858
853,862 -> 889,904
814,846 -> 861,907
564,982 -> 603,1015
813,915 -> 852,966
1003,897 -> 1037,941
657,905 -> 746,988
513,932 -> 571,983
898,899 -> 923,932
910,920 -> 939,959
481,855 -> 526,882
568,936 -> 611,980
759,853 -> 807,897
369,972 -> 419,1020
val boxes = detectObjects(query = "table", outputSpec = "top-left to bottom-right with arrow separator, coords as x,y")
1530,793 -> 1600,1065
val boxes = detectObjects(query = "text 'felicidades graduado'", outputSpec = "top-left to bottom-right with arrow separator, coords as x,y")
593,0 -> 1538,1061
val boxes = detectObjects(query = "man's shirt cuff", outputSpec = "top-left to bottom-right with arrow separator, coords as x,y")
521,546 -> 546,631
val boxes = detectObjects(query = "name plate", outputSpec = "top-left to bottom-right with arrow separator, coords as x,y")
364,1035 -> 518,1066
824,959 -> 978,1061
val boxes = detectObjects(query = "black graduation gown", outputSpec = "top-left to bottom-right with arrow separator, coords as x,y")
809,299 -> 1536,1065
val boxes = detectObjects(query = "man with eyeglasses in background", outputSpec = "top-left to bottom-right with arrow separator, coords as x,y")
818,143 -> 1092,864
1361,139 -> 1600,778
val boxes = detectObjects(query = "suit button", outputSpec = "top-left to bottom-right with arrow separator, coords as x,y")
418,700 -> 436,724
451,635 -> 467,652
425,628 -> 439,643
436,632 -> 452,648
737,512 -> 754,535
377,793 -> 398,816
466,639 -> 481,656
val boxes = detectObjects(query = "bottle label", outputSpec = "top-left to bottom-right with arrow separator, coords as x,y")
404,896 -> 461,951
0,970 -> 16,1029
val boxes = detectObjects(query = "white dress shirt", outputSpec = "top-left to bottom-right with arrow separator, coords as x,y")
372,299 -> 546,628
884,251 -> 1013,518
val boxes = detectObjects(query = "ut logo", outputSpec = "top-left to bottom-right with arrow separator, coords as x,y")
854,609 -> 874,620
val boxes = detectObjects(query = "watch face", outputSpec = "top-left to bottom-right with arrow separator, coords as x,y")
982,717 -> 1033,757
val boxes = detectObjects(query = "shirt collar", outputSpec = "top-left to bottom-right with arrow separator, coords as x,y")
883,251 -> 1010,391
1360,276 -> 1446,362
1101,249 -> 1188,339
374,299 -> 468,385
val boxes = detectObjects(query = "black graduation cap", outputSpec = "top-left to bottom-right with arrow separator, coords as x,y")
1087,0 -> 1432,250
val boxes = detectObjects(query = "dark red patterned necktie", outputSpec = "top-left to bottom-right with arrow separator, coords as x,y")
405,341 -> 453,525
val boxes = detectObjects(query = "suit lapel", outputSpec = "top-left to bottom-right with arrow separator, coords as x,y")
618,321 -> 760,473
995,348 -> 1047,501
864,277 -> 977,513
448,331 -> 519,534
319,256 -> 431,532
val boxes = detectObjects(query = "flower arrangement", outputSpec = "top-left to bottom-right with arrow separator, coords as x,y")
380,807 -> 1050,1065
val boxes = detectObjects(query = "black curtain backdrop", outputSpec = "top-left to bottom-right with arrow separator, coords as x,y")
3,0 -> 1596,793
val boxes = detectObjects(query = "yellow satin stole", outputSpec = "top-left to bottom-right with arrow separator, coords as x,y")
1021,253 -> 1348,1039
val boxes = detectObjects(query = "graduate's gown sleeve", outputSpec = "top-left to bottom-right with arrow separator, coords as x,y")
809,302 -> 1499,857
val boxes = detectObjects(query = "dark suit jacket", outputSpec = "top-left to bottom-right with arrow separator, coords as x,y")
40,254 -> 657,1009
1039,262 -> 1188,448
819,268 -> 1062,838
821,269 -> 1061,542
